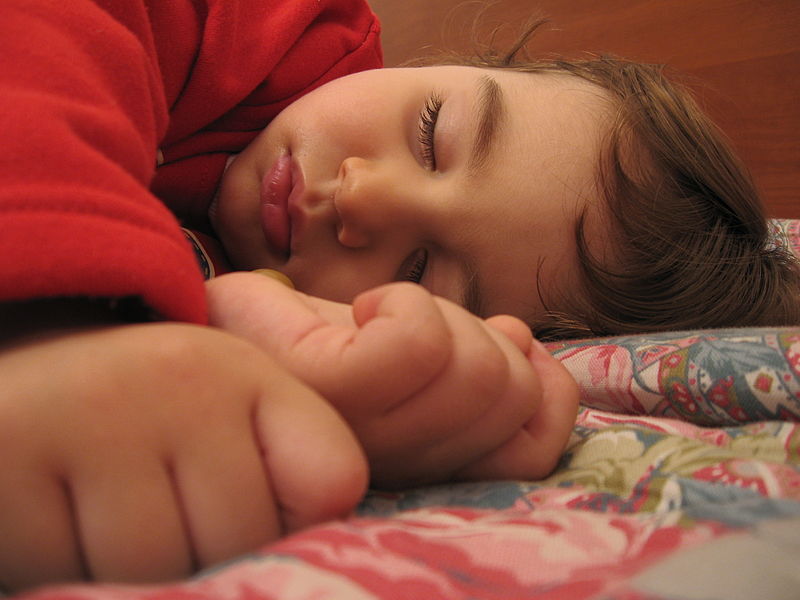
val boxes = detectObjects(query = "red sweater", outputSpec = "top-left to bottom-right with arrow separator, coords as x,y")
0,0 -> 382,324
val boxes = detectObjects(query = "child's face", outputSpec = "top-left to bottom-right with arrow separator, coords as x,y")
213,66 -> 610,320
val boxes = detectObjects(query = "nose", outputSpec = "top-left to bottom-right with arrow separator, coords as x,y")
333,156 -> 411,248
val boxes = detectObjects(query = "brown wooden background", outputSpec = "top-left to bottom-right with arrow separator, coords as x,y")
369,0 -> 799,218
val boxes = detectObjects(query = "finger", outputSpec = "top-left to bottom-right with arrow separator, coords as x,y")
485,314 -> 533,356
456,339 -> 580,481
521,339 -> 581,456
366,298 -> 539,486
252,372 -> 368,533
0,348 -> 86,590
170,408 -> 280,569
71,450 -> 192,582
207,272 -> 365,394
208,275 -> 452,414
206,272 -> 334,355
0,327 -> 196,587
0,468 -> 83,591
165,345 -> 366,562
333,282 -> 452,410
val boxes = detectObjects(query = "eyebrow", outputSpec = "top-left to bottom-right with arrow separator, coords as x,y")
458,75 -> 505,315
468,74 -> 506,177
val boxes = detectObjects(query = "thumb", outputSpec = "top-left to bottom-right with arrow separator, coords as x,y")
206,275 -> 451,414
206,272 -> 345,356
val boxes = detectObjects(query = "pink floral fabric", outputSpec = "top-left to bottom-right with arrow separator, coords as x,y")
17,221 -> 800,599
550,328 -> 800,425
547,219 -> 800,426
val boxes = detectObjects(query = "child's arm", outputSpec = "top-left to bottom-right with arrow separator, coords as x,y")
0,309 -> 367,591
206,272 -> 579,489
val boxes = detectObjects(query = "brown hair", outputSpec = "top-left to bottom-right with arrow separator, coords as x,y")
423,20 -> 800,340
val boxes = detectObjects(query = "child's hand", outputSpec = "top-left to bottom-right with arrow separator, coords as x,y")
0,322 -> 366,591
206,272 -> 579,488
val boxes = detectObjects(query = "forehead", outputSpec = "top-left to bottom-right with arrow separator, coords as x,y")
459,68 -> 613,321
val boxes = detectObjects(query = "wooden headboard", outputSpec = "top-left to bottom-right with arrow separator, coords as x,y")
370,0 -> 799,217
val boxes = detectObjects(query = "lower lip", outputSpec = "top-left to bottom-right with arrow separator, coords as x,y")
260,154 -> 292,255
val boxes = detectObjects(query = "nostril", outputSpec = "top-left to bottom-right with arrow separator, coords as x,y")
332,157 -> 373,248
337,159 -> 348,181
332,163 -> 361,220
332,187 -> 356,246
338,156 -> 372,188
337,156 -> 357,183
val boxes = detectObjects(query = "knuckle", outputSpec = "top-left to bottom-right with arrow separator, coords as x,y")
461,341 -> 510,397
405,326 -> 452,371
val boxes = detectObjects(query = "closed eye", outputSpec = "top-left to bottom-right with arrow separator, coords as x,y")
418,93 -> 442,170
398,248 -> 428,284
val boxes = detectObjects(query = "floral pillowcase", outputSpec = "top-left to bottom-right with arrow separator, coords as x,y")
545,219 -> 800,426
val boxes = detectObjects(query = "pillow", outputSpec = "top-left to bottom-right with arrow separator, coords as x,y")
545,219 -> 800,426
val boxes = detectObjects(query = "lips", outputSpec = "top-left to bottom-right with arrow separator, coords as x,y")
260,154 -> 293,256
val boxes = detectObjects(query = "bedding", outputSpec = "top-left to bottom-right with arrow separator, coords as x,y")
18,220 -> 800,599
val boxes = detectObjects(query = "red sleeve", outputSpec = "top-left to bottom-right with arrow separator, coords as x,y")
0,0 -> 206,323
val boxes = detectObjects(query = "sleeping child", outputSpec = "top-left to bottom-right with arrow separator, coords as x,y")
1,0 -> 798,591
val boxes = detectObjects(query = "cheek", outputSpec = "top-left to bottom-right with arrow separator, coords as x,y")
214,157 -> 259,235
287,256 -> 386,304
284,83 -> 389,156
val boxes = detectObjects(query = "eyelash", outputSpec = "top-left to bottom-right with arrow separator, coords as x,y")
402,248 -> 428,284
418,93 -> 442,170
